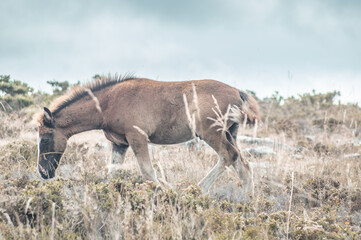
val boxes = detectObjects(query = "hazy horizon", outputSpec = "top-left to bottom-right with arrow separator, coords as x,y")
1,0 -> 360,103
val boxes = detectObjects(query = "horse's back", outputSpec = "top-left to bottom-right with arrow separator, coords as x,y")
105,78 -> 242,144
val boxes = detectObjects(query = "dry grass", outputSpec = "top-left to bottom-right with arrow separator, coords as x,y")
0,98 -> 361,239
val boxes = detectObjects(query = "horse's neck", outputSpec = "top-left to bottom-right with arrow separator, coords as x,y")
55,99 -> 105,138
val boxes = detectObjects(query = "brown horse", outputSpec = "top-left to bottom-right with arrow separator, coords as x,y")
37,76 -> 260,193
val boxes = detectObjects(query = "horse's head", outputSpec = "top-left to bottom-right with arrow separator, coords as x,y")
37,107 -> 67,179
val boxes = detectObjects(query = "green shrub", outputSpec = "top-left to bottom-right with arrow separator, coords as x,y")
0,75 -> 34,111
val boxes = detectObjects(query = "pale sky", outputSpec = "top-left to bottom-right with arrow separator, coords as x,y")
0,0 -> 360,103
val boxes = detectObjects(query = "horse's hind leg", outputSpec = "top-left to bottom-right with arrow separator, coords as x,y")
199,124 -> 253,193
126,132 -> 159,184
199,156 -> 227,192
233,154 -> 254,195
228,123 -> 254,195
228,123 -> 239,144
111,143 -> 129,164
199,129 -> 240,192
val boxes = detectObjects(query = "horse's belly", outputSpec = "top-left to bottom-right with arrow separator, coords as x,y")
149,125 -> 193,145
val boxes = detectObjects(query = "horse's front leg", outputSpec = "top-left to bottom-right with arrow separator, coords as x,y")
126,132 -> 159,184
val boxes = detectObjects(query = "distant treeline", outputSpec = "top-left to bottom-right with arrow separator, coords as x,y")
0,74 -> 346,112
0,75 -> 81,111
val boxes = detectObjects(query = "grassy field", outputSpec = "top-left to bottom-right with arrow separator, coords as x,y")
0,92 -> 360,239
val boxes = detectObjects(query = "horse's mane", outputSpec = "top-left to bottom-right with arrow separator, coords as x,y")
36,74 -> 137,125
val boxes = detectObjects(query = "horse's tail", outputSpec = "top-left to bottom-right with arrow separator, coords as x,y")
230,90 -> 261,126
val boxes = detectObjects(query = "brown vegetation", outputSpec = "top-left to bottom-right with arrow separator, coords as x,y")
0,88 -> 360,239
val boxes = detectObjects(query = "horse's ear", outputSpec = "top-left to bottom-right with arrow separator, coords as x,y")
43,107 -> 53,125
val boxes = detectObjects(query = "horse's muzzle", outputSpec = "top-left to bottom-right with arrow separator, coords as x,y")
38,153 -> 62,179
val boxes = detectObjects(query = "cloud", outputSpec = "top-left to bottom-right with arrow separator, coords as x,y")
0,0 -> 360,102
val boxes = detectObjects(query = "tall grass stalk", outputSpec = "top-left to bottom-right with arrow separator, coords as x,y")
286,171 -> 294,240
51,202 -> 56,240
